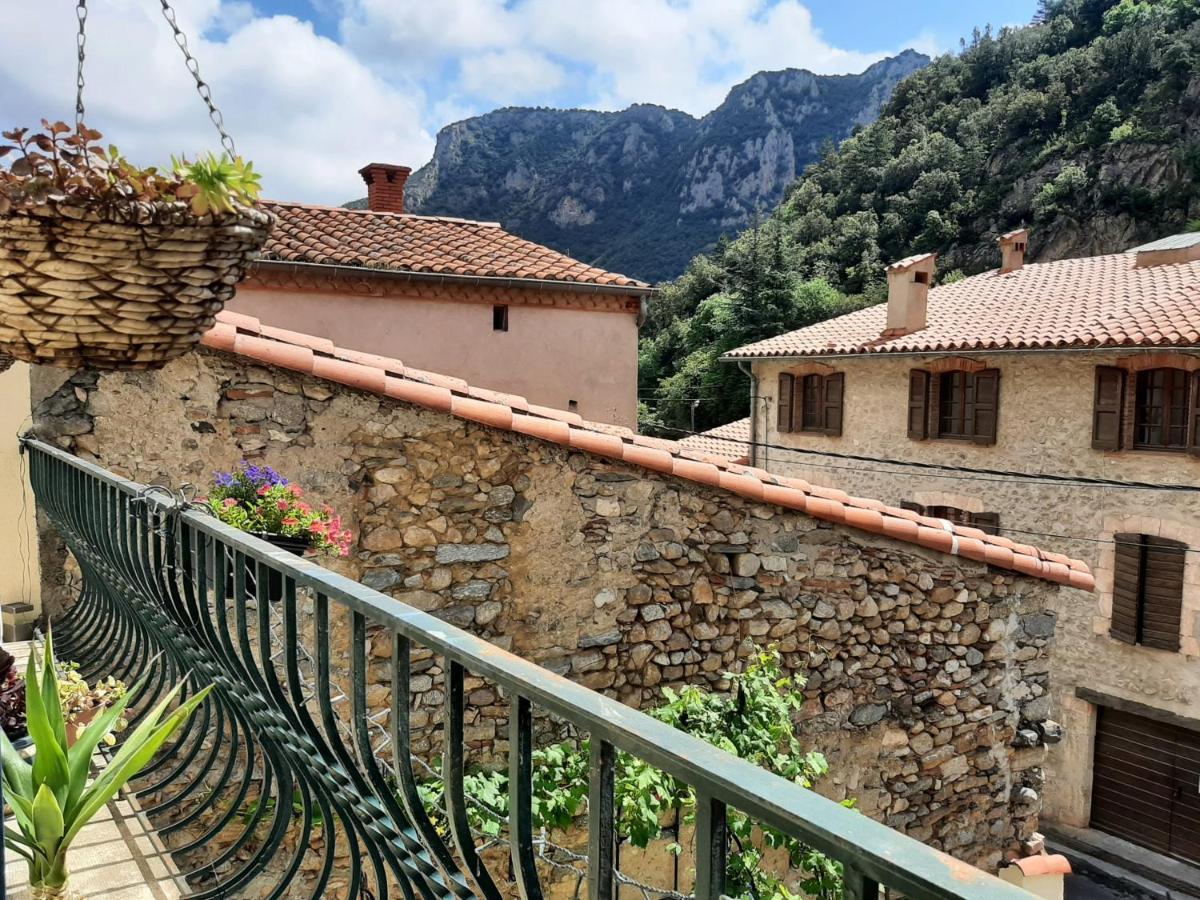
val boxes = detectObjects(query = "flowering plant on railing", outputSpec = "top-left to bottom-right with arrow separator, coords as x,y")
206,462 -> 352,557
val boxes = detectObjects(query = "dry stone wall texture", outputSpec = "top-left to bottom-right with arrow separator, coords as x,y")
31,349 -> 1061,869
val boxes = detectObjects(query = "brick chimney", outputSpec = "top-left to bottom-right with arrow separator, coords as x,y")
884,252 -> 936,336
998,228 -> 1028,274
358,163 -> 411,213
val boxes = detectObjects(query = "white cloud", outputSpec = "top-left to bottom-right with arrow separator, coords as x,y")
0,0 -> 928,203
458,49 -> 568,104
0,0 -> 433,204
341,0 -> 917,116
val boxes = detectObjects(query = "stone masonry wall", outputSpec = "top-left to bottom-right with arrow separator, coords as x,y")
31,349 -> 1062,869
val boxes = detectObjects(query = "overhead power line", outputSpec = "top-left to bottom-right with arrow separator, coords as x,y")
643,421 -> 1200,494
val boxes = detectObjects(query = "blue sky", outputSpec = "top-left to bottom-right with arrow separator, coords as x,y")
1,1 -> 1039,203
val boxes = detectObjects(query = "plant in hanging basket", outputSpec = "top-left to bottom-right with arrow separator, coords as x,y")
0,121 -> 274,370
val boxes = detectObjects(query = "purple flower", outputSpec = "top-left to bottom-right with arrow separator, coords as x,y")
213,471 -> 236,488
239,461 -> 287,487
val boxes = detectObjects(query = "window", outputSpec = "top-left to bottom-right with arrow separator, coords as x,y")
900,502 -> 1000,535
801,374 -> 823,431
776,372 -> 843,436
1093,365 -> 1200,453
492,305 -> 509,332
1110,533 -> 1185,651
1134,368 -> 1189,449
908,366 -> 999,444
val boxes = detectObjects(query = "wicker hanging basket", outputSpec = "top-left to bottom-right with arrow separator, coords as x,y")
0,199 -> 273,369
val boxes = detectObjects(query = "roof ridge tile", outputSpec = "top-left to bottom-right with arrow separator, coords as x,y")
197,311 -> 1094,590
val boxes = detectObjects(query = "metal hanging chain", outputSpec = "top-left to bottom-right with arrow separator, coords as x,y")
75,0 -> 87,129
157,0 -> 237,158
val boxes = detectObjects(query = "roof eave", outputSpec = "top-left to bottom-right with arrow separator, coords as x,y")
251,258 -> 658,298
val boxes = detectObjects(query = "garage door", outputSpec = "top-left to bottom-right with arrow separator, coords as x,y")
1091,705 -> 1200,865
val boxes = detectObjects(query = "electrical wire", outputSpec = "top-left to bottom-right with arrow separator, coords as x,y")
643,420 -> 1200,493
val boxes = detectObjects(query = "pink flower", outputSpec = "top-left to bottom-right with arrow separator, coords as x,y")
257,485 -> 270,496
309,521 -> 326,534
223,498 -> 238,508
282,517 -> 299,527
288,483 -> 303,496
277,500 -> 289,511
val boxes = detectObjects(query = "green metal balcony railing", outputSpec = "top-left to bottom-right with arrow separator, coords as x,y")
20,436 -> 1030,899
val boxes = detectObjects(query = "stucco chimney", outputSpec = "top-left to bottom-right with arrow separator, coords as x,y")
358,163 -> 411,214
998,229 -> 1028,274
884,252 -> 936,336
1131,233 -> 1200,268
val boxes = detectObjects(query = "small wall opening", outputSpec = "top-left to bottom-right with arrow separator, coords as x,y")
493,305 -> 509,332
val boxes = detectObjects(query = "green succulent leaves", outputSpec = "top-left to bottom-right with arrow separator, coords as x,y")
0,630 -> 211,890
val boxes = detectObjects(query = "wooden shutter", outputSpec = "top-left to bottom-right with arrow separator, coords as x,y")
777,374 -> 794,433
927,371 -> 942,438
907,370 -> 929,440
822,373 -> 844,436
972,511 -> 1001,535
1110,533 -> 1142,645
1092,366 -> 1126,451
971,369 -> 1000,445
1190,371 -> 1200,457
1141,536 -> 1185,651
900,501 -> 925,514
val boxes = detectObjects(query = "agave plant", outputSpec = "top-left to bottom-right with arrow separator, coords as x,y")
1,633 -> 210,898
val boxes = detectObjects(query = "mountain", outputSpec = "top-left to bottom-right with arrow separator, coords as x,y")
639,0 -> 1200,435
393,51 -> 929,283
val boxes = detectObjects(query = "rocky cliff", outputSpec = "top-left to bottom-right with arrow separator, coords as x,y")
386,51 -> 929,282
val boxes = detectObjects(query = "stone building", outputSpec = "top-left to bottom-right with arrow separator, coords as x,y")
30,310 -> 1089,871
723,230 -> 1200,868
225,163 -> 654,428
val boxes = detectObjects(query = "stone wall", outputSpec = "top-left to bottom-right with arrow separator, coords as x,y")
32,348 -> 1063,869
750,351 -> 1200,827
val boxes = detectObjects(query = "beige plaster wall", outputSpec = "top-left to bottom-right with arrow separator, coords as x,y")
228,284 -> 639,428
0,362 -> 39,616
751,350 -> 1200,829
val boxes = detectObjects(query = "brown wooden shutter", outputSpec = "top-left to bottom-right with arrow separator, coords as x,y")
908,370 -> 929,439
1141,536 -> 1185,651
1110,533 -> 1142,645
927,371 -> 942,438
972,511 -> 1001,535
971,368 -> 1000,445
900,501 -> 925,514
1190,371 -> 1200,457
1092,366 -> 1126,451
777,374 -> 794,433
822,373 -> 844,436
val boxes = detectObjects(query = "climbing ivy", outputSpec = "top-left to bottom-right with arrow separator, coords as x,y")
418,649 -> 852,899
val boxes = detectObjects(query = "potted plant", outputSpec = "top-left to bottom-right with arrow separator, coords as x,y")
1,632 -> 210,898
207,462 -> 353,601
0,644 -> 28,749
0,121 -> 272,369
56,664 -> 127,748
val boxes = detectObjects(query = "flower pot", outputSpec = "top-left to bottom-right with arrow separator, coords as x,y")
0,201 -> 273,369
224,532 -> 311,603
64,704 -> 102,747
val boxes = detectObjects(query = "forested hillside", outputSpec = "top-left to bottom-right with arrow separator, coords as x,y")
640,0 -> 1200,436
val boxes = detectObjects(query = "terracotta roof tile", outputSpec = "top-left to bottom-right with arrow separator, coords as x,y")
727,251 -> 1200,358
260,201 -> 648,289
199,311 -> 1094,590
678,417 -> 752,463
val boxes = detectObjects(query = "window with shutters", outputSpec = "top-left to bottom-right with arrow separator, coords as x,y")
899,502 -> 1000,535
909,366 -> 999,444
777,371 -> 843,436
1110,533 -> 1186,651
1133,368 -> 1190,450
